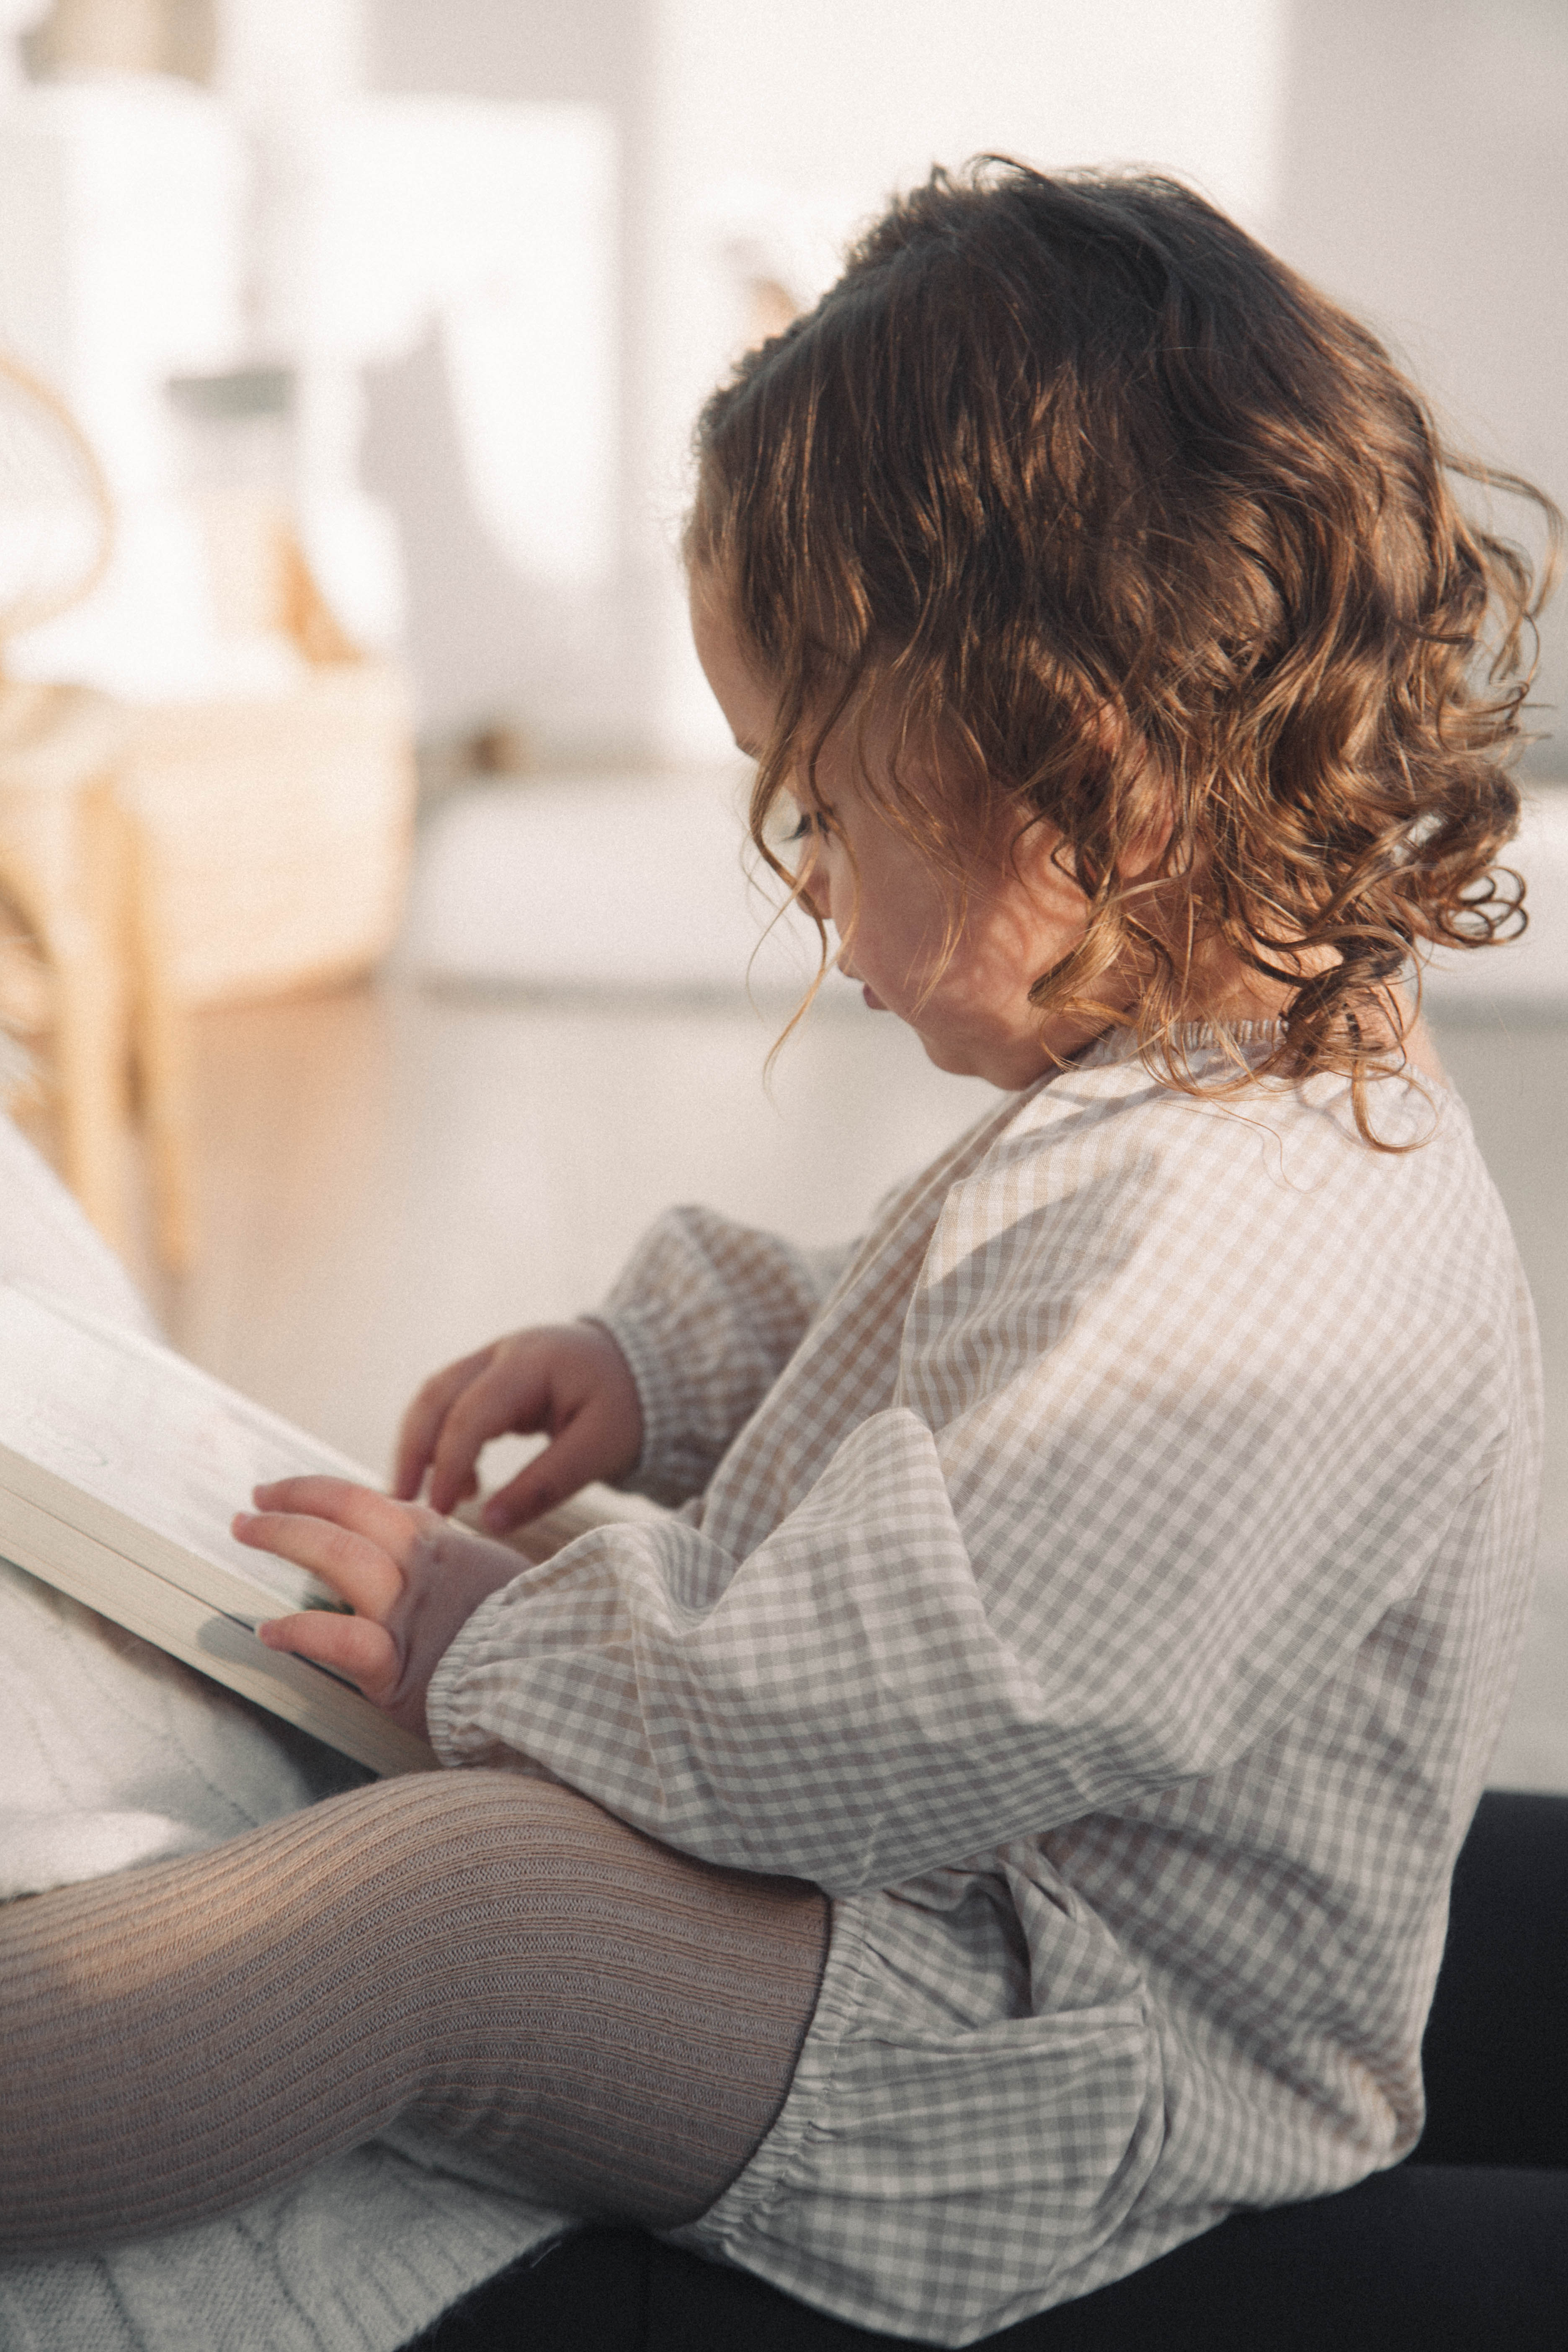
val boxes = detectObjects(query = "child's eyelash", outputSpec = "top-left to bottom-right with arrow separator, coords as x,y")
784,810 -> 829,843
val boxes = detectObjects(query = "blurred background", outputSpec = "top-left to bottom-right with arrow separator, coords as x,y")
0,0 -> 1562,1785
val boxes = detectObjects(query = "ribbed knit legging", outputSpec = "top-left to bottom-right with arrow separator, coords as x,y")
0,1770 -> 829,2252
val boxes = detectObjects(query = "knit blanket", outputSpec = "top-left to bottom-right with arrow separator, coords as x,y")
0,1117 -> 571,2352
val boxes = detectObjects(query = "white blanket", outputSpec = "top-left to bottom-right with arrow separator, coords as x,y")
0,1117 -> 571,2352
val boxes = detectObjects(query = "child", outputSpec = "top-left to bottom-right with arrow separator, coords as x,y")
0,163 -> 1556,2347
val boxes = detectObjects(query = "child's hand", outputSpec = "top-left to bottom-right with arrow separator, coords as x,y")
391,1323 -> 643,1534
234,1478 -> 526,1736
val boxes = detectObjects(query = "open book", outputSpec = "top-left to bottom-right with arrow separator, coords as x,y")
0,1282 -> 657,1779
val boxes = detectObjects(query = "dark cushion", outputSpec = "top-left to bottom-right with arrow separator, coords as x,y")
415,2165 -> 1568,2352
409,1792 -> 1568,2351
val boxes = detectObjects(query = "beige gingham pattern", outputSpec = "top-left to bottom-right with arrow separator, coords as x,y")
426,1029 -> 1541,2346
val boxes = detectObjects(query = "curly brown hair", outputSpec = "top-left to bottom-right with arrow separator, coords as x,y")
687,160 -> 1560,1140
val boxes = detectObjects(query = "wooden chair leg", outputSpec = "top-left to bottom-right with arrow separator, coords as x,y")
49,944 -> 130,1256
126,810 -> 196,1274
137,974 -> 195,1274
18,781 -> 133,1257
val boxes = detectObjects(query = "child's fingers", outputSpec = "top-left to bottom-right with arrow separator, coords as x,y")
479,1407 -> 616,1532
249,1477 -> 432,1561
256,1608 -> 399,1702
478,1464 -> 554,1533
233,1502 -> 407,1621
392,1347 -> 498,1500
425,1363 -> 551,1519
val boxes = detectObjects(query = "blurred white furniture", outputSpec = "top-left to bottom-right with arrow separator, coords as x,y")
0,69 -> 617,702
404,771 -> 824,1003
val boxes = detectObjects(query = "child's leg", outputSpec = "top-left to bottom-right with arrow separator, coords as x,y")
0,1769 -> 828,2251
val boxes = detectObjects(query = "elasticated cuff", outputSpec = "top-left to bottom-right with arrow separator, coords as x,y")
578,1308 -> 684,1502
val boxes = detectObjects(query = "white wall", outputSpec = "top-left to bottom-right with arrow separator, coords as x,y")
1271,0 -> 1567,776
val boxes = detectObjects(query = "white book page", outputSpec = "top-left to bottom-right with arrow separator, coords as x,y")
0,1282 -> 380,1618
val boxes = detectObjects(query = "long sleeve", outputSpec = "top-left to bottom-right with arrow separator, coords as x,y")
591,1206 -> 854,1506
428,1058 -> 1536,1896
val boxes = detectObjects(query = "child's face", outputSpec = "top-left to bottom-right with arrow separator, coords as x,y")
691,578 -> 1109,1089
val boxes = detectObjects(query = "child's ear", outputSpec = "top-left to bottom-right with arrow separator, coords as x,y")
1086,714 -> 1173,883
1010,816 -> 1092,910
1116,810 -> 1173,882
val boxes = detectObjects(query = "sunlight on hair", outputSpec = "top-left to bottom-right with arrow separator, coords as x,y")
689,160 -> 1562,1146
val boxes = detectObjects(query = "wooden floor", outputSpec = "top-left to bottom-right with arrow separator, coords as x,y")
132,978 -> 1568,1792
156,977 -> 997,1471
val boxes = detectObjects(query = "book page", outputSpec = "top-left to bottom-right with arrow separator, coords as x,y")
0,1283 -> 379,1620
